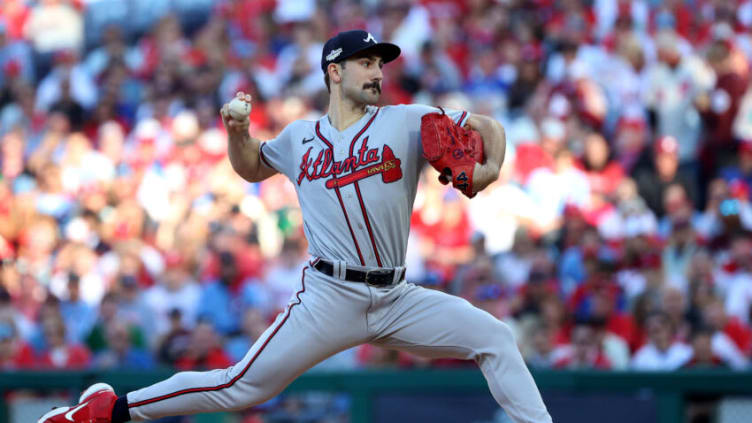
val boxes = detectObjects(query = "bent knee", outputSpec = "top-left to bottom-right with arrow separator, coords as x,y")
224,380 -> 282,411
486,321 -> 516,349
466,319 -> 517,354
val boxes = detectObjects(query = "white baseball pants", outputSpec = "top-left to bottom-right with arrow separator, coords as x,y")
126,262 -> 552,423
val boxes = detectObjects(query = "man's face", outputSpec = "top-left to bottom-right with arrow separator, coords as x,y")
656,152 -> 678,179
646,315 -> 671,349
340,55 -> 384,105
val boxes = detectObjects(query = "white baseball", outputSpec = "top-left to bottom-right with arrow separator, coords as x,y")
228,97 -> 252,121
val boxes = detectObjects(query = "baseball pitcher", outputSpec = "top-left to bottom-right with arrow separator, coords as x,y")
40,30 -> 552,423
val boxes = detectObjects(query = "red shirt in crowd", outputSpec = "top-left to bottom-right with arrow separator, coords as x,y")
553,351 -> 611,370
514,143 -> 554,184
723,317 -> 752,354
176,348 -> 232,371
605,312 -> 638,348
38,344 -> 91,369
0,340 -> 35,370
576,160 -> 625,197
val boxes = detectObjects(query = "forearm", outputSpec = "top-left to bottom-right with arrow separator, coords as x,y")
467,114 -> 506,193
222,92 -> 277,183
227,132 -> 268,182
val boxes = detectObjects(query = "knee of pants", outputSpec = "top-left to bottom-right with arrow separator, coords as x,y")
223,364 -> 289,410
219,377 -> 281,411
227,386 -> 277,411
470,320 -> 517,358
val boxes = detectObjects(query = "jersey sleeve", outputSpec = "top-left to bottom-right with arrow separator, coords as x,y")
402,103 -> 470,128
258,122 -> 298,180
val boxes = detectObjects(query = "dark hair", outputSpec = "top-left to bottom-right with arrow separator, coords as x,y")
324,61 -> 346,93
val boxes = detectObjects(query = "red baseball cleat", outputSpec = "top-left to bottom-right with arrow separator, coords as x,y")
38,383 -> 117,423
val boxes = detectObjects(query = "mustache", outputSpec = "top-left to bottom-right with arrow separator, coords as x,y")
363,82 -> 381,93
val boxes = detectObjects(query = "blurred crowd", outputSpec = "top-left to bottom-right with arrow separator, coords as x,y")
1,0 -> 752,380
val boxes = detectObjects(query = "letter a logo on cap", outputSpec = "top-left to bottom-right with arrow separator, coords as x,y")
363,33 -> 377,43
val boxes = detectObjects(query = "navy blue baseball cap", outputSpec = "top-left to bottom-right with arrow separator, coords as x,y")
321,30 -> 401,72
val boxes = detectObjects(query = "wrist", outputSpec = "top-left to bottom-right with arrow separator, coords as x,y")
472,162 -> 500,193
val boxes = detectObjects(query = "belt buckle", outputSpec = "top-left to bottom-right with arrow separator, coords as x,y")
364,269 -> 391,286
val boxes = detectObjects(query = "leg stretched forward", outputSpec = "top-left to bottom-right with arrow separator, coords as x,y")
371,283 -> 552,423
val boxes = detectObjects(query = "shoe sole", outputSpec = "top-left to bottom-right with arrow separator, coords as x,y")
37,383 -> 115,423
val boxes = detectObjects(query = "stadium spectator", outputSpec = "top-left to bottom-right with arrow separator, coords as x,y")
527,149 -> 591,225
175,320 -> 232,370
0,319 -> 34,369
558,224 -> 600,296
58,272 -> 95,343
588,285 -> 638,352
513,258 -> 558,320
37,314 -> 91,369
412,188 -> 474,287
258,236 -> 308,313
197,250 -> 243,336
722,233 -> 752,325
156,308 -> 191,366
115,275 -> 152,341
633,135 -> 699,217
0,21 -> 34,89
703,296 -> 751,354
522,322 -> 560,370
682,326 -> 727,369
143,254 -> 201,339
591,317 -> 631,370
597,178 -> 658,241
226,308 -> 268,363
453,232 -> 500,302
700,299 -> 749,370
554,321 -> 612,370
85,292 -> 146,355
631,311 -> 692,371
494,228 -> 537,291
661,219 -> 699,293
578,132 -> 625,199
698,37 -> 749,173
93,321 -> 154,370
50,243 -> 107,307
35,50 -> 97,118
643,30 -> 714,164
716,142 -> 752,214
0,276 -> 34,340
695,178 -> 736,240
23,0 -> 84,56
661,287 -> 692,343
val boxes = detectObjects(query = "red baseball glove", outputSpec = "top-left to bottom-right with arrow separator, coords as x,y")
421,110 -> 485,198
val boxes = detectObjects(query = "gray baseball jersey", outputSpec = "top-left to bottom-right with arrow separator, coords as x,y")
121,104 -> 552,423
259,104 -> 467,268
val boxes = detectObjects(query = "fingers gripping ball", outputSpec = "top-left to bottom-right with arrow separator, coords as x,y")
421,110 -> 485,198
228,96 -> 252,121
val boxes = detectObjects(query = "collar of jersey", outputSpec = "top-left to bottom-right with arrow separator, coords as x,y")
321,105 -> 378,137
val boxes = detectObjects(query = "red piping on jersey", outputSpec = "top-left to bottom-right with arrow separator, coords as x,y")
259,142 -> 276,171
352,183 -> 381,266
347,109 -> 383,267
128,267 -> 309,409
458,111 -> 468,126
315,122 -> 366,265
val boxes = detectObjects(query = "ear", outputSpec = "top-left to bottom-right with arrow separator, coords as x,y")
328,62 -> 343,84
